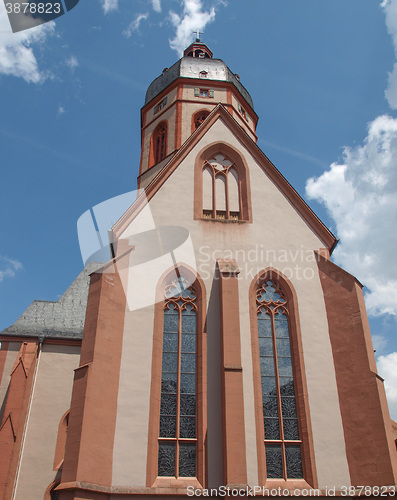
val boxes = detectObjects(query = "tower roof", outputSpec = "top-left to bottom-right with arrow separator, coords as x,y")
144,43 -> 254,109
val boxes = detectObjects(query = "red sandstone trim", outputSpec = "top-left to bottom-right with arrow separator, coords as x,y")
53,410 -> 70,471
141,77 -> 258,124
53,479 -> 397,498
175,86 -> 183,150
0,341 -> 9,388
0,336 -> 81,347
217,259 -> 248,487
316,253 -> 397,486
59,267 -> 127,491
0,341 -> 38,500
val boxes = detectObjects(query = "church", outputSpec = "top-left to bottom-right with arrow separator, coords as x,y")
1,39 -> 396,499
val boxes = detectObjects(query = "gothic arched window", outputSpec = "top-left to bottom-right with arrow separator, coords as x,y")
194,144 -> 251,223
150,121 -> 168,167
158,277 -> 197,478
147,268 -> 207,488
202,154 -> 241,220
250,270 -> 316,486
256,279 -> 303,479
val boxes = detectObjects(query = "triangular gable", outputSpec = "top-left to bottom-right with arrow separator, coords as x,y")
112,104 -> 336,251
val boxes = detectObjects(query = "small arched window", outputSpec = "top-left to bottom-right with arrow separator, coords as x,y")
202,154 -> 240,220
192,110 -> 210,132
150,121 -> 168,167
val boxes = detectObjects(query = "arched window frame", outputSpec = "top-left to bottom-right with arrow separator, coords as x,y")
146,264 -> 207,489
249,268 -> 317,488
44,481 -> 61,500
191,109 -> 210,133
149,121 -> 168,168
53,409 -> 70,471
194,141 -> 252,223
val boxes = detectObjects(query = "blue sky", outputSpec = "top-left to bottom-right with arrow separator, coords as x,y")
1,0 -> 397,417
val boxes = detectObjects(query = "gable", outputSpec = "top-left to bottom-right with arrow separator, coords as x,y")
113,105 -> 335,254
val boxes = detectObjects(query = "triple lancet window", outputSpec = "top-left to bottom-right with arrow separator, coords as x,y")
202,154 -> 240,220
158,277 -> 197,478
256,280 -> 303,479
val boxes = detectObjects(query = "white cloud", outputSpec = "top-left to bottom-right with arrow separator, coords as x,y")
123,13 -> 149,38
382,0 -> 397,107
57,105 -> 65,116
152,0 -> 162,13
101,0 -> 119,14
0,3 -> 55,83
306,115 -> 397,316
377,352 -> 397,420
66,55 -> 79,71
0,256 -> 23,282
169,0 -> 216,56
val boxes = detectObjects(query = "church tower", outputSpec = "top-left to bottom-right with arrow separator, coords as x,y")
138,38 -> 257,190
1,40 -> 397,500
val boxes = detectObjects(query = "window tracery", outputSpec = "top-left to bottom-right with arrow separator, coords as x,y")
202,153 -> 240,220
256,280 -> 303,479
158,277 -> 197,478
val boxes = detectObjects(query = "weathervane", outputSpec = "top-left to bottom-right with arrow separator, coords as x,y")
193,28 -> 203,42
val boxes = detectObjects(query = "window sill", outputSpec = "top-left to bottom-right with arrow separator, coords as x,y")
151,477 -> 203,490
200,217 -> 246,224
263,479 -> 315,491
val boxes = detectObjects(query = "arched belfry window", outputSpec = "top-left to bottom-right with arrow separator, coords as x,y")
256,279 -> 303,479
158,277 -> 197,477
150,121 -> 168,167
202,154 -> 241,220
192,110 -> 210,132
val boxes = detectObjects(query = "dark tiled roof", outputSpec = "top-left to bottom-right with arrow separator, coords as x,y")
145,57 -> 254,109
1,262 -> 102,341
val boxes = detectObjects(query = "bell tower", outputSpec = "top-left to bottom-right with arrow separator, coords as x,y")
138,40 -> 259,189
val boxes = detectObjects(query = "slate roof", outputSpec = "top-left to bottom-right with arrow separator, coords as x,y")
0,262 -> 102,341
144,57 -> 254,109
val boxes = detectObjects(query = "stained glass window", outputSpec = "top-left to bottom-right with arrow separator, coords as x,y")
257,280 -> 303,480
158,277 -> 197,478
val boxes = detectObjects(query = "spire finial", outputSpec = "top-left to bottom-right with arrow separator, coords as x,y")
193,28 -> 203,42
